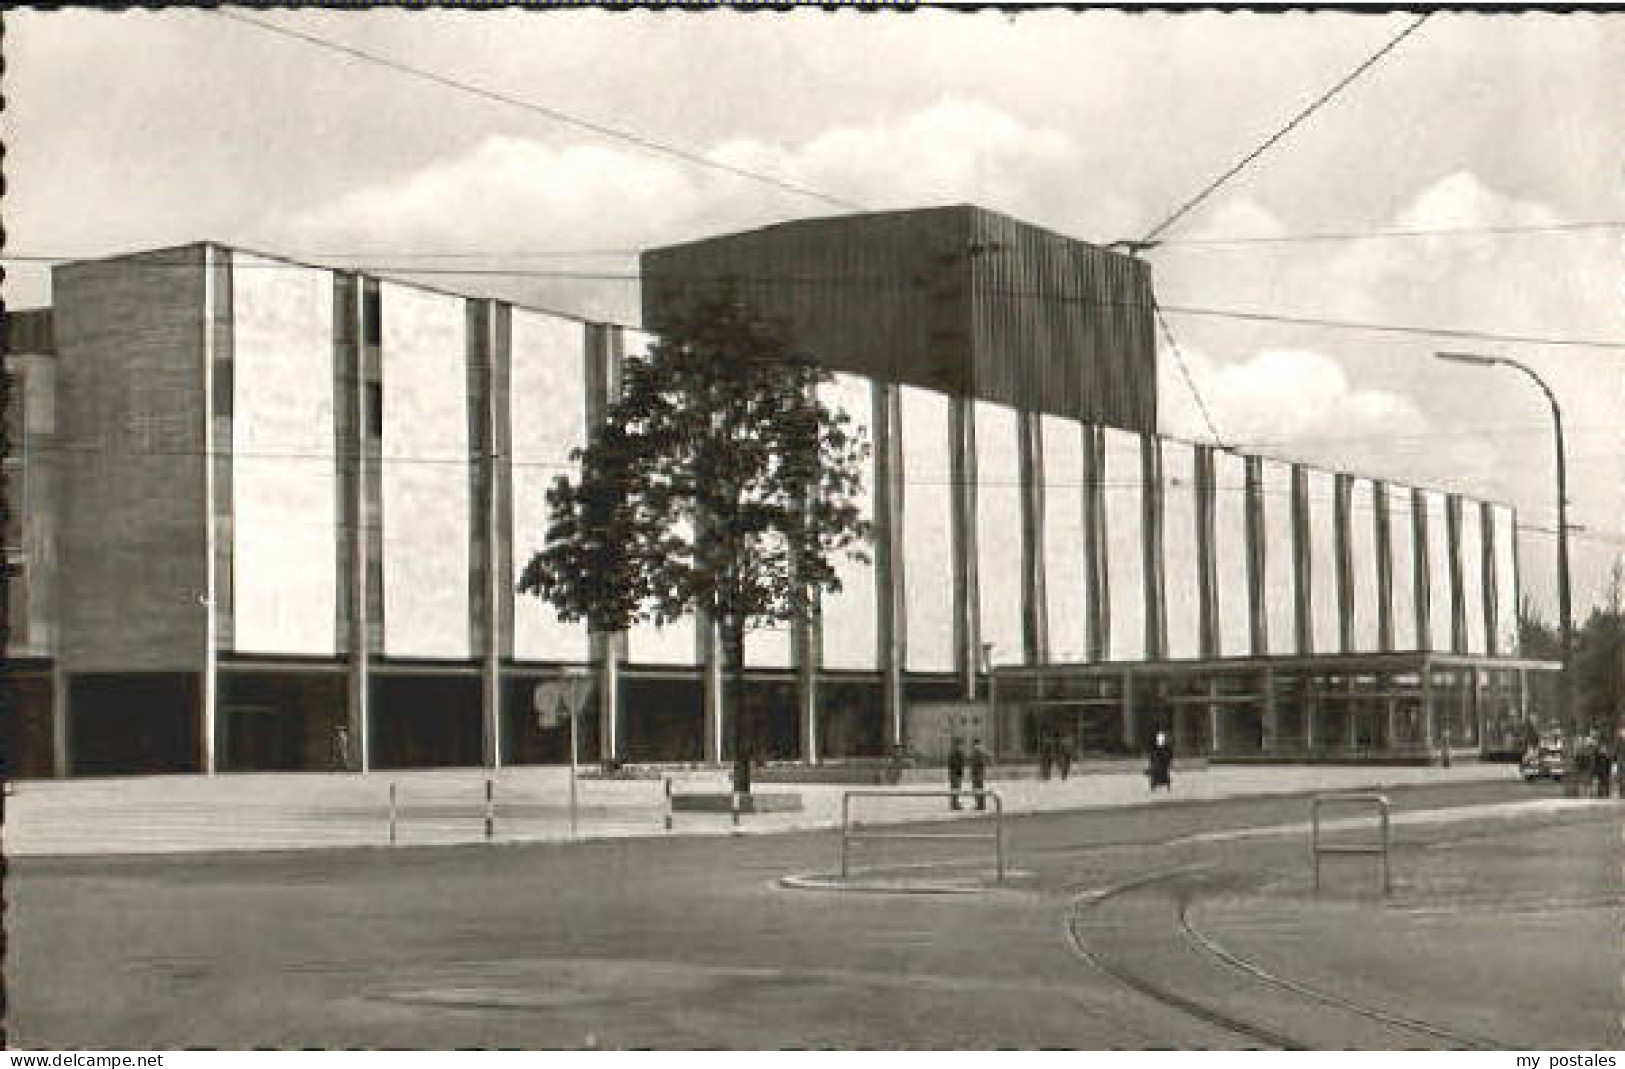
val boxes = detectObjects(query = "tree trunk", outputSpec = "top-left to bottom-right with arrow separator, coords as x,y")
723,616 -> 749,790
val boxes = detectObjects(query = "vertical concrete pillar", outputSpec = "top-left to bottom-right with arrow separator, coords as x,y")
1196,448 -> 1219,659
1447,496 -> 1468,655
1480,501 -> 1500,655
1334,475 -> 1355,655
1304,672 -> 1320,755
586,323 -> 626,765
51,662 -> 70,778
1422,659 -> 1436,758
874,386 -> 906,751
473,299 -> 508,770
1121,669 -> 1137,751
593,631 -> 623,765
1469,665 -> 1483,749
1413,488 -> 1432,652
797,608 -> 820,764
1020,412 -> 1047,666
1244,458 -> 1268,657
951,397 -> 979,700
1290,465 -> 1312,656
1261,668 -> 1278,755
701,623 -> 724,764
340,274 -> 373,773
1083,426 -> 1108,662
1373,481 -> 1394,652
1142,435 -> 1167,661
1207,679 -> 1223,756
1347,681 -> 1359,755
1385,671 -> 1400,751
200,245 -> 221,775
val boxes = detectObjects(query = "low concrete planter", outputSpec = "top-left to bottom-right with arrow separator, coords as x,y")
669,792 -> 805,814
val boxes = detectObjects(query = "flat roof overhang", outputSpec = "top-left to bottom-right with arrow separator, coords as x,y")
995,651 -> 1562,679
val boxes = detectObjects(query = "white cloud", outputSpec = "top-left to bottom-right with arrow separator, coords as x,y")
714,99 -> 1093,216
280,136 -> 707,253
1159,345 -> 1428,454
264,99 -> 1118,322
273,136 -> 1623,613
1391,170 -> 1560,232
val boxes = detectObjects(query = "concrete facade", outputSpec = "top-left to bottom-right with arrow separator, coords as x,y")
3,210 -> 1542,777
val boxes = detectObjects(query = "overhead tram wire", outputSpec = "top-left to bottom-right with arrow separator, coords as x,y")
1154,220 -> 1625,249
1138,13 -> 1432,245
11,218 -> 1618,267
25,439 -> 1625,548
211,10 -> 865,213
11,253 -> 1623,352
1113,15 -> 1427,457
1151,303 -> 1625,353
1152,296 -> 1225,447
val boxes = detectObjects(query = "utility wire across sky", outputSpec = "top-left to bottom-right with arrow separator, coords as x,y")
11,218 -> 1617,265
212,10 -> 867,214
7,253 -> 1620,352
1153,220 -> 1625,248
1137,13 -> 1432,243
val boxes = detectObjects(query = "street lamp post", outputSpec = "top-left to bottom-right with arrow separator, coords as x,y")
982,643 -> 997,759
1434,351 -> 1574,753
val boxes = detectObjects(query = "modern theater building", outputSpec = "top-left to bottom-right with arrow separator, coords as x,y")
3,205 -> 1552,778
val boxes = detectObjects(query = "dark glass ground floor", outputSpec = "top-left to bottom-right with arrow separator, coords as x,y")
5,662 -> 905,776
6,652 -> 1559,777
996,651 -> 1560,762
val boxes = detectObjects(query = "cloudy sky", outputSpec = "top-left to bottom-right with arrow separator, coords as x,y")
6,7 -> 1622,618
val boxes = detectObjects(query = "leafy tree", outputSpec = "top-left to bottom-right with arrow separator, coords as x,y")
1575,560 -> 1625,745
520,293 -> 871,771
1517,563 -> 1625,744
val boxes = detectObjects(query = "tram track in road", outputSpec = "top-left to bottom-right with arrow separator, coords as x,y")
1063,867 -> 1503,1050
1173,897 -> 1501,1049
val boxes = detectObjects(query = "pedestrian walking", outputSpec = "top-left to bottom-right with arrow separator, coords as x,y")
332,724 -> 350,771
1038,737 -> 1053,781
1147,731 -> 1173,791
1593,744 -> 1612,799
1575,736 -> 1595,798
947,738 -> 965,811
970,739 -> 990,811
1058,737 -> 1073,781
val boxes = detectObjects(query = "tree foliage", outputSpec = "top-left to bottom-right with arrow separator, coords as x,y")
519,292 -> 872,754
1517,562 -> 1625,739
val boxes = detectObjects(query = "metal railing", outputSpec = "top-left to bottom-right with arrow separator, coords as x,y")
387,779 -> 500,846
1310,792 -> 1391,894
840,790 -> 1005,882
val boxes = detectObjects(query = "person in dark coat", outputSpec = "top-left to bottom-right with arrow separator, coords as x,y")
1593,743 -> 1612,798
1147,731 -> 1173,791
1058,736 -> 1074,781
970,740 -> 990,811
947,738 -> 966,811
1575,737 -> 1595,798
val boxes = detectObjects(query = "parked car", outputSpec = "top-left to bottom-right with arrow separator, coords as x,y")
1520,740 -> 1566,781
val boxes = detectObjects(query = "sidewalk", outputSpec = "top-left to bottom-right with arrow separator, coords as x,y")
3,761 -> 1518,857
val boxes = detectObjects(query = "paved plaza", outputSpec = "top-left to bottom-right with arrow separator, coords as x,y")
7,763 -> 1621,1049
7,759 -> 1522,856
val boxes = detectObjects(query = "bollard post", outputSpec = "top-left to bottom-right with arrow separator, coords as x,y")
994,795 -> 1005,882
388,781 -> 398,847
839,793 -> 850,879
1379,798 -> 1392,894
484,778 -> 495,842
663,777 -> 673,832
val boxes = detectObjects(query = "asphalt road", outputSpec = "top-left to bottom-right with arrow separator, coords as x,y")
8,779 -> 1619,1049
